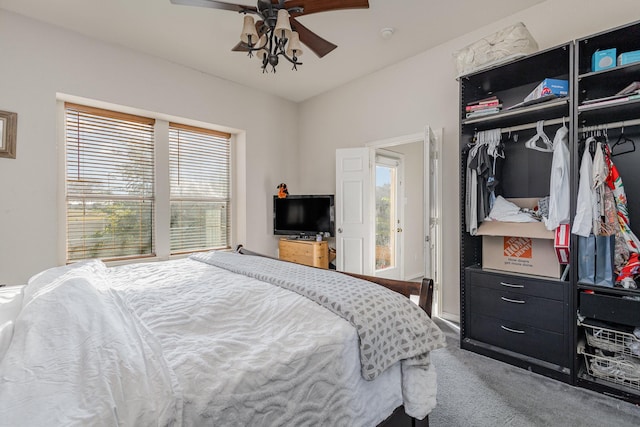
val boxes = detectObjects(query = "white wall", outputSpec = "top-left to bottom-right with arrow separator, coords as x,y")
0,10 -> 298,285
297,0 -> 640,320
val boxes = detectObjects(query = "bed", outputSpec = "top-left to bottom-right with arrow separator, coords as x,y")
0,247 -> 445,426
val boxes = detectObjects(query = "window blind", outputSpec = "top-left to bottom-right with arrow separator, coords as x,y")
169,122 -> 231,253
65,103 -> 155,262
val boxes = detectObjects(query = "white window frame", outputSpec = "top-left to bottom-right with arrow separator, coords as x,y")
56,96 -> 240,266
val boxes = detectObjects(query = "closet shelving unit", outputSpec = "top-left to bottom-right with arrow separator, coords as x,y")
574,20 -> 640,404
459,43 -> 574,383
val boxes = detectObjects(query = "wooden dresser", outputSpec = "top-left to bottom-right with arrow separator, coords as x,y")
278,238 -> 328,269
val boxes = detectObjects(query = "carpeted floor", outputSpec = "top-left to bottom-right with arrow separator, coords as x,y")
428,318 -> 640,427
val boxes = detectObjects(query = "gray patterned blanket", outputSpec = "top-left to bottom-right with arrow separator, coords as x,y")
191,251 -> 445,380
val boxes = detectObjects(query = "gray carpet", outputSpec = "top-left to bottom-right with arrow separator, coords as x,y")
428,318 -> 640,427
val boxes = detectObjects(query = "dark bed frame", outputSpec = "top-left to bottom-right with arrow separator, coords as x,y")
234,245 -> 432,427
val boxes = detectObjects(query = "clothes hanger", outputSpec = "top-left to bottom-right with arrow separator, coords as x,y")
611,123 -> 636,156
524,120 -> 553,152
485,128 -> 502,158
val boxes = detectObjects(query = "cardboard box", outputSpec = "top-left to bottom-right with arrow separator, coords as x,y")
477,198 -> 563,278
592,48 -> 616,71
618,50 -> 640,66
524,78 -> 569,102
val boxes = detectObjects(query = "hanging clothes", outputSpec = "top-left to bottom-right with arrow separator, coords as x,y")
602,144 -> 640,284
592,141 -> 609,236
572,140 -> 595,237
485,128 -> 504,211
466,129 -> 504,236
465,146 -> 479,236
470,143 -> 492,221
545,125 -> 570,230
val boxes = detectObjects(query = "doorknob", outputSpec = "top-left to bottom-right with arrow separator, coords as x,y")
397,227 -> 403,232
338,228 -> 343,233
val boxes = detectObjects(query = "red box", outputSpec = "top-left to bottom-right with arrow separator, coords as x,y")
554,224 -> 570,265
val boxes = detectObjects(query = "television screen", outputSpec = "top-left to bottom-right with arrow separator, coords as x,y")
273,195 -> 335,237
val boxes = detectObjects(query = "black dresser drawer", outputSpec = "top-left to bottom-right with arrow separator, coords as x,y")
469,285 -> 564,333
580,291 -> 640,326
468,312 -> 569,366
466,267 -> 565,300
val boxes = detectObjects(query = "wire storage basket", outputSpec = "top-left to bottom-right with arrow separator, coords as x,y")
582,320 -> 640,357
580,347 -> 640,391
578,320 -> 640,391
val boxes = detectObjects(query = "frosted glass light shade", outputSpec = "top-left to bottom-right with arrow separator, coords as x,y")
286,31 -> 303,57
241,15 -> 259,45
274,9 -> 292,41
256,36 -> 268,60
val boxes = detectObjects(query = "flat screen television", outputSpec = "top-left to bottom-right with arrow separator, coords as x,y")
273,194 -> 335,238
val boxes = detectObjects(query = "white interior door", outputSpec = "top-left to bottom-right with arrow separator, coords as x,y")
424,126 -> 433,279
335,147 -> 374,274
426,126 -> 444,317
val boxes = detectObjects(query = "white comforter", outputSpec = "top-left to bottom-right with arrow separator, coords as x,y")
0,257 -> 439,426
0,261 -> 182,427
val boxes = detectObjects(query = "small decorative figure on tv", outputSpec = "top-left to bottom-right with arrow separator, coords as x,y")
277,183 -> 289,199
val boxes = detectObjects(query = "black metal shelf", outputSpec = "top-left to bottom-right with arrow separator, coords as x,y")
578,97 -> 640,125
578,62 -> 640,81
462,98 -> 569,130
576,371 -> 640,405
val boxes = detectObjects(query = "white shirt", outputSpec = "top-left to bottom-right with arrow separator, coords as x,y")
572,140 -> 595,237
545,126 -> 570,230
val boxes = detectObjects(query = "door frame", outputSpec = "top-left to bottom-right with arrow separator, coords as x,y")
366,131 -> 427,281
365,127 -> 443,317
374,150 -> 405,280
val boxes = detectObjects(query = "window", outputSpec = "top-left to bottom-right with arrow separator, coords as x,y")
64,102 -> 232,263
65,103 -> 155,262
169,123 -> 231,254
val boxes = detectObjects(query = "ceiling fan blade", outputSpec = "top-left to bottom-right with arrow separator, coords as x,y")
286,0 -> 369,16
290,16 -> 337,58
232,42 -> 249,52
170,0 -> 257,13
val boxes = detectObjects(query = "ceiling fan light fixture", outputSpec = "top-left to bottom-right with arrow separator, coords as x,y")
172,0 -> 371,74
240,15 -> 259,46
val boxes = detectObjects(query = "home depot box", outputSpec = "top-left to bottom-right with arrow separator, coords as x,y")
476,199 -> 563,278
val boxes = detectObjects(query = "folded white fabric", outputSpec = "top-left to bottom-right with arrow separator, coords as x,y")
486,196 -> 538,222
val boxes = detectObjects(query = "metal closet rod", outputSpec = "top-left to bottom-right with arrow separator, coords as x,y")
580,117 -> 640,132
499,117 -> 569,134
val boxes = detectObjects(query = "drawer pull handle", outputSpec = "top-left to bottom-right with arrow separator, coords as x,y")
499,281 -> 524,288
501,296 -> 525,304
501,325 -> 525,334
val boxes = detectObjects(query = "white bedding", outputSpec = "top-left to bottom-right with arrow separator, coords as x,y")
0,261 -> 182,427
0,256 -> 440,426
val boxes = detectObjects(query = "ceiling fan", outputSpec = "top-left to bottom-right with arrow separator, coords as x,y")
170,0 -> 370,72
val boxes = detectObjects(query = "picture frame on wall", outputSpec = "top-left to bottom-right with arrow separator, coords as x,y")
0,110 -> 17,159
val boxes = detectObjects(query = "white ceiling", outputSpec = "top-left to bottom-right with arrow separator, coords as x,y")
0,0 -> 545,102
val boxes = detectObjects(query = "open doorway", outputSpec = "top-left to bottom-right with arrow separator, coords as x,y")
335,127 -> 443,315
374,151 -> 404,280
